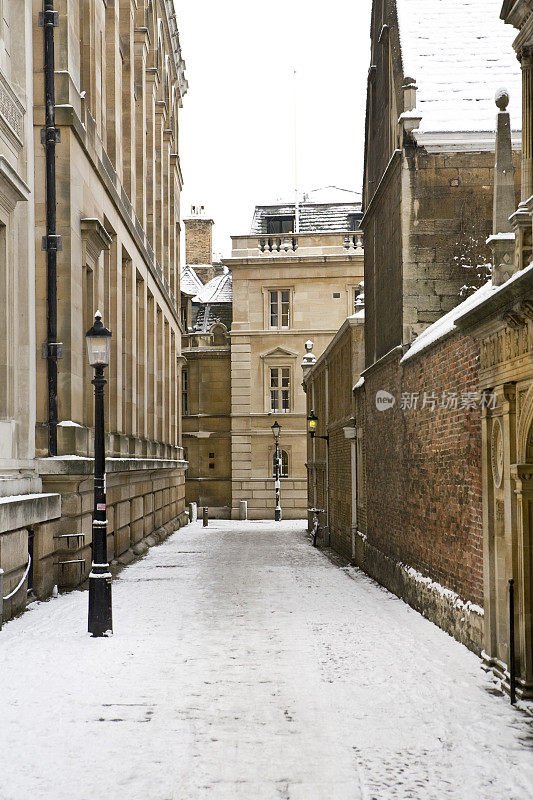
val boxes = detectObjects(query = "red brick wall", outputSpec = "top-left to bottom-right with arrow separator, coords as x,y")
364,331 -> 483,606
328,425 -> 353,558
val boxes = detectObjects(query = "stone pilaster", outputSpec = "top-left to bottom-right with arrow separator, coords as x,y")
521,47 -> 533,202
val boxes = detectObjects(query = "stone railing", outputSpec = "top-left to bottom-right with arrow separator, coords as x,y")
230,231 -> 364,259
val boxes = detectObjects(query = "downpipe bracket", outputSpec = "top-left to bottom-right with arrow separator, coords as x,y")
38,10 -> 59,26
41,342 -> 63,359
42,234 -> 62,251
41,127 -> 61,144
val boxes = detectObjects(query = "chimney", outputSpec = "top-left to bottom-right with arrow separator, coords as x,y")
488,89 -> 516,286
184,205 -> 214,283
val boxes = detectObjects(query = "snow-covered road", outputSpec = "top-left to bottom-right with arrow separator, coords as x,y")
1,520 -> 532,800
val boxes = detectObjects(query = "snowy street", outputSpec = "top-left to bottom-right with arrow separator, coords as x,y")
1,520 -> 532,800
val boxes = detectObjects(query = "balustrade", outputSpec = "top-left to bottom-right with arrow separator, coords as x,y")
234,231 -> 364,258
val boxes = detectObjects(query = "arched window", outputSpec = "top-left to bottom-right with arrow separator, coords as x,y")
272,450 -> 289,478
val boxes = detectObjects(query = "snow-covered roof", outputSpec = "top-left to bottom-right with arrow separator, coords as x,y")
193,270 -> 232,303
251,202 -> 362,235
181,265 -> 204,297
191,302 -> 233,334
396,0 -> 521,134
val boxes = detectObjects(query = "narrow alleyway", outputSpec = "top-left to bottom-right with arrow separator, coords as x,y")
1,521 -> 532,800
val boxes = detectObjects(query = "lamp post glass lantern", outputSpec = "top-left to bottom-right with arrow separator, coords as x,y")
271,420 -> 282,521
307,410 -> 318,438
86,311 -> 113,637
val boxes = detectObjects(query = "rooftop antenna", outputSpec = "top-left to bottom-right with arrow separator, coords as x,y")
293,68 -> 300,233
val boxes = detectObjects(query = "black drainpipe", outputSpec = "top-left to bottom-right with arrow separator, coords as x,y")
41,0 -> 61,456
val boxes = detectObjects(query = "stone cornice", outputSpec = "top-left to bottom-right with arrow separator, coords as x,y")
80,217 -> 112,264
37,457 -> 186,475
134,26 -> 150,49
0,156 -> 30,213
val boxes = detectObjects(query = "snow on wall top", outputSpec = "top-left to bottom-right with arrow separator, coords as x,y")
395,0 -> 521,133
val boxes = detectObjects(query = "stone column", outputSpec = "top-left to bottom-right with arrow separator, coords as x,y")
134,27 -> 149,226
521,46 -> 533,203
145,69 -> 158,255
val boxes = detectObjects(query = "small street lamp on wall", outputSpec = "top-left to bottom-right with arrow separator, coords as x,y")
307,411 -> 318,438
271,420 -> 282,521
86,311 -> 113,637
306,410 -> 330,539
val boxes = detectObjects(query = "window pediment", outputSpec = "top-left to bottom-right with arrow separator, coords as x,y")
260,346 -> 298,360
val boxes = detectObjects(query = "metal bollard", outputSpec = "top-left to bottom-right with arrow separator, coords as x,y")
203,506 -> 208,527
0,568 -> 4,631
509,578 -> 516,705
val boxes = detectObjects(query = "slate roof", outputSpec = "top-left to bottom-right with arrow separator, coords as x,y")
191,302 -> 233,334
180,265 -> 204,296
251,202 -> 363,235
395,0 -> 521,134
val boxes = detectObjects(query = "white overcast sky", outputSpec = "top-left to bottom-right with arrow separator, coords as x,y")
175,1 -> 372,258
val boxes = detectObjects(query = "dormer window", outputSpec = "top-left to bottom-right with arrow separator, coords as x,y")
266,216 -> 295,235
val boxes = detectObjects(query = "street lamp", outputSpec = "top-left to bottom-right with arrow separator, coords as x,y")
271,420 -> 282,521
307,410 -> 318,438
306,410 -> 330,539
86,310 -> 113,637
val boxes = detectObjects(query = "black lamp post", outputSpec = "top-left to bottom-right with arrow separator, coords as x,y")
86,311 -> 113,637
307,410 -> 329,532
271,420 -> 282,521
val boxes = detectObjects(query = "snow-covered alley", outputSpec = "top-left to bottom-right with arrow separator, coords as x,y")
1,520 -> 532,800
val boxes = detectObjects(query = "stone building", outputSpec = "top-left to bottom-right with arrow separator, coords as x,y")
314,0 -> 533,697
0,0 -> 61,619
302,312 -> 365,558
182,267 -> 232,517
225,195 -> 364,519
363,0 -> 521,367
0,0 -> 189,623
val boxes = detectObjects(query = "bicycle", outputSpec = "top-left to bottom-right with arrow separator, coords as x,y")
308,508 -> 325,547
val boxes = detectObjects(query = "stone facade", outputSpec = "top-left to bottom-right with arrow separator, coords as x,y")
0,0 -> 190,624
304,0 -> 533,696
363,0 -> 521,367
303,316 -> 365,559
225,202 -> 364,520
182,339 -> 232,516
0,1 -> 61,621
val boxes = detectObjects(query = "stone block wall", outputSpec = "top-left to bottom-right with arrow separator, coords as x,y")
231,478 -> 307,520
403,147 -> 521,343
33,459 -> 187,600
361,331 -> 484,651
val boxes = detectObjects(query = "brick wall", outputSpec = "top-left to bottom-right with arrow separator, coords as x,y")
361,330 -> 484,650
328,425 -> 352,558
184,218 -> 213,266
305,319 -> 364,556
